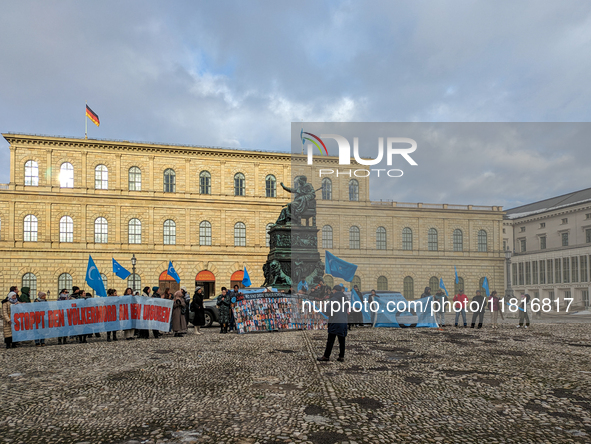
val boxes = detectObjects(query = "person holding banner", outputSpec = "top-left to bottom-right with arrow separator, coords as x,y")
2,291 -> 19,349
106,288 -> 119,342
317,286 -> 348,362
34,292 -> 48,346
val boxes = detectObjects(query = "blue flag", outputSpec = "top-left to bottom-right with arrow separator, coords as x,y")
455,266 -> 458,284
439,278 -> 449,297
242,267 -> 251,287
112,258 -> 131,280
325,251 -> 358,282
482,277 -> 490,297
86,255 -> 107,297
167,261 -> 180,283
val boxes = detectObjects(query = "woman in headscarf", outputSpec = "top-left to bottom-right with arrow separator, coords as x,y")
190,286 -> 206,334
2,291 -> 19,349
171,290 -> 187,337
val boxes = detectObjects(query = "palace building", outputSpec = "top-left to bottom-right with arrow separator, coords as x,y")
0,133 -> 505,299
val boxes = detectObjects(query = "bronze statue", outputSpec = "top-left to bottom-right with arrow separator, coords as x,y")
275,176 -> 317,225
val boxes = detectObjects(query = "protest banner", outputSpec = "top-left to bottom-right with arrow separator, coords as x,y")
10,296 -> 173,342
232,292 -> 326,334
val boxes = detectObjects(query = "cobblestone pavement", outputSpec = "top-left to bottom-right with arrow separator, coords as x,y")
2,323 -> 591,444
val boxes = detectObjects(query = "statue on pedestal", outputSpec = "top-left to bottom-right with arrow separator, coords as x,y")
275,176 -> 317,225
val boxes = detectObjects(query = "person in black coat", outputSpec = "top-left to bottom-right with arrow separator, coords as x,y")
470,290 -> 487,329
190,286 -> 206,334
317,286 -> 349,362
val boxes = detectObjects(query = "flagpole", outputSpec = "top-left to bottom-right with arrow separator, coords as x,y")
85,101 -> 88,139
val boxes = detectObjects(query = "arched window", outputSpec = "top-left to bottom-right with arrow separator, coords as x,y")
24,160 -> 39,186
402,227 -> 413,250
94,217 -> 108,243
349,179 -> 359,201
95,165 -> 108,189
321,178 -> 332,200
377,276 -> 388,291
376,227 -> 387,250
349,226 -> 360,249
234,222 -> 246,246
266,223 -> 273,247
454,277 -> 464,295
59,162 -> 74,188
164,168 -> 176,193
199,171 -> 211,194
478,277 -> 488,295
352,275 -> 361,290
428,228 -> 438,251
453,229 -> 463,251
429,276 -> 440,293
403,276 -> 414,299
127,274 -> 141,294
322,225 -> 333,249
128,167 -> 141,191
265,175 -> 276,198
100,273 -> 108,294
199,221 -> 212,246
234,173 -> 245,196
24,215 -> 38,242
163,219 -> 176,245
22,272 -> 37,296
128,218 -> 141,244
478,230 -> 488,252
59,216 -> 73,243
58,273 -> 73,294
324,275 -> 334,288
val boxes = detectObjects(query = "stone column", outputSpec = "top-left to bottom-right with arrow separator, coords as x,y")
254,162 -> 259,197
115,205 -> 121,244
81,152 -> 87,190
46,149 -> 53,188
115,153 -> 121,192
185,158 -> 191,194
149,156 -> 155,193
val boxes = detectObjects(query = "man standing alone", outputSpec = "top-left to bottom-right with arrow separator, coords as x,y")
317,286 -> 348,362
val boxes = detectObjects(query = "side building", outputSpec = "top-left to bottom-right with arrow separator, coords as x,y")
503,187 -> 591,309
0,133 -> 505,299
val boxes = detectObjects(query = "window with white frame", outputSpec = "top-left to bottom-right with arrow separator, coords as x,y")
24,160 -> 39,186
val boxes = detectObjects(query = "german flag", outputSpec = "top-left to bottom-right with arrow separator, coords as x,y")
86,105 -> 100,127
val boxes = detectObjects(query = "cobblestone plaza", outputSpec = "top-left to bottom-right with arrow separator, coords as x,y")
2,323 -> 591,444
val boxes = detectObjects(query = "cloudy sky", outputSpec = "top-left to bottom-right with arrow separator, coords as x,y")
1,1 -> 591,208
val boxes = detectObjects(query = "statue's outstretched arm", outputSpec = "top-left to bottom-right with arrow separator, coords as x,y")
280,182 -> 292,193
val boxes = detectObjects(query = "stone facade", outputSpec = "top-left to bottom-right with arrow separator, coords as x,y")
1,133 -> 505,299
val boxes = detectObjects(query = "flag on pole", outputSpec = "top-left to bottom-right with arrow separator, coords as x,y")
454,266 -> 458,284
242,266 -> 251,287
86,105 -> 100,127
112,258 -> 131,280
482,277 -> 490,297
325,251 -> 358,282
167,261 -> 180,283
86,255 -> 107,297
439,278 -> 449,297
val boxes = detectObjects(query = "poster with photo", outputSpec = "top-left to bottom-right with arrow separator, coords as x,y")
232,292 -> 326,334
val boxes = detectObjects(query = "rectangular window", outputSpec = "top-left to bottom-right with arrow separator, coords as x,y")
572,257 -> 579,283
520,239 -> 526,252
532,261 -> 538,285
503,228 -> 506,234
562,232 -> 569,246
540,236 -> 546,250
586,229 -> 591,244
525,262 -> 531,285
563,257 -> 570,283
581,256 -> 588,282
555,258 -> 561,283
564,290 -> 571,300
518,263 -> 524,286
562,218 -> 568,224
520,226 -> 526,232
512,263 -> 517,286
539,260 -> 546,284
547,259 -> 553,284
549,290 -> 555,303
540,222 -> 545,228
583,290 -> 589,308
503,240 -> 507,251
586,213 -> 591,220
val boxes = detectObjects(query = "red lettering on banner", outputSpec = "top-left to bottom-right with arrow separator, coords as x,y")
57,309 -> 65,327
119,304 -> 129,321
13,313 -> 20,331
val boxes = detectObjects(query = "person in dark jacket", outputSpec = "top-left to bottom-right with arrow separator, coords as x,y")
470,290 -> 487,329
517,293 -> 531,329
151,286 -> 161,338
216,287 -> 232,333
317,286 -> 349,362
190,286 -> 206,334
19,287 -> 31,303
